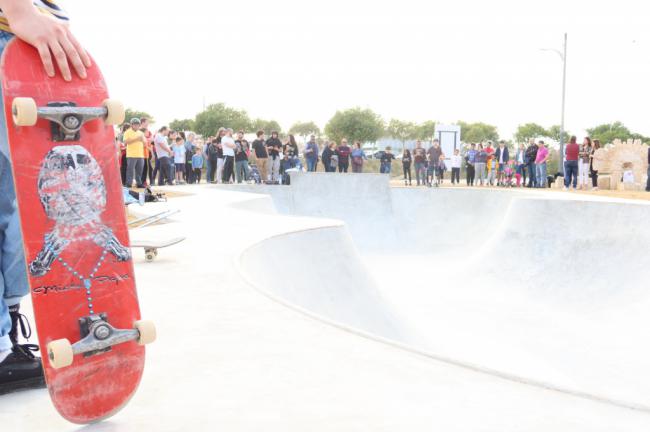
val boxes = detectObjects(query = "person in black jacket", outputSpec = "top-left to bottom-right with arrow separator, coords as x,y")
322,142 -> 335,172
524,139 -> 538,188
494,141 -> 509,186
266,131 -> 283,182
402,149 -> 412,185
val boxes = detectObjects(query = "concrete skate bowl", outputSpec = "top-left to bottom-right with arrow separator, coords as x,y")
235,173 -> 650,412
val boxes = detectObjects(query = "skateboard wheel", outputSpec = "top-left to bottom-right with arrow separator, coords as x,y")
153,249 -> 158,257
47,339 -> 74,369
12,97 -> 37,126
145,252 -> 155,262
135,320 -> 156,345
102,99 -> 125,126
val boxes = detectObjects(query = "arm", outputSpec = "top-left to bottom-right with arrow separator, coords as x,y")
0,0 -> 91,81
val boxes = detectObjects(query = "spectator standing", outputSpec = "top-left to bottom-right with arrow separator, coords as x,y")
351,142 -> 366,173
266,131 -> 282,182
427,140 -> 442,186
465,143 -> 477,186
535,140 -> 549,188
123,118 -> 146,188
206,138 -> 220,183
172,137 -> 186,184
564,136 -> 580,190
321,142 -> 333,172
118,124 -> 129,186
578,137 -> 592,190
380,147 -> 395,174
252,131 -> 269,180
451,149 -> 462,185
591,139 -> 601,189
304,135 -> 319,172
474,143 -> 488,186
192,147 -> 204,184
402,149 -> 412,186
337,139 -> 351,173
235,131 -> 251,183
495,141 -> 509,186
524,139 -> 539,188
413,140 -> 427,186
284,135 -> 299,168
139,118 -> 154,186
514,143 -> 526,187
184,133 -> 197,184
221,128 -> 236,183
153,126 -> 173,186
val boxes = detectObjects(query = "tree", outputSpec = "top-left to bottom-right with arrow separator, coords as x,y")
546,125 -> 571,143
324,107 -> 384,144
415,120 -> 436,142
586,122 -> 632,145
457,121 -> 499,143
289,121 -> 321,137
193,103 -> 251,137
514,123 -> 548,143
250,118 -> 282,135
124,108 -> 153,124
169,118 -> 195,132
386,119 -> 417,151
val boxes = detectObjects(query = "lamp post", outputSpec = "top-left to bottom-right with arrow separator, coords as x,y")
541,33 -> 567,174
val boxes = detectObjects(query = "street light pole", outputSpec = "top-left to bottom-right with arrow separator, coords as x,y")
541,33 -> 568,174
559,33 -> 567,175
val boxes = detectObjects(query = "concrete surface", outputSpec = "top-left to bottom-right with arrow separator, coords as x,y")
3,173 -> 650,431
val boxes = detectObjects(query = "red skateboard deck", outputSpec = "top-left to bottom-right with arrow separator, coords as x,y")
1,39 -> 153,423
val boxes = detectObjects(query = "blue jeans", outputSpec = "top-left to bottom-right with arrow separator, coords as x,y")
564,160 -> 579,188
0,31 -> 29,351
306,158 -> 317,172
414,162 -> 426,185
527,162 -> 537,187
536,162 -> 547,188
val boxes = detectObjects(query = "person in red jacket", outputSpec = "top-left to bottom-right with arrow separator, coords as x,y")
564,136 -> 580,190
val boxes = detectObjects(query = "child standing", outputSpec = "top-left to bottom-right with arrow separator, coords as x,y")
435,154 -> 447,186
450,149 -> 461,185
192,147 -> 204,184
486,153 -> 497,186
402,149 -> 412,186
173,137 -> 186,184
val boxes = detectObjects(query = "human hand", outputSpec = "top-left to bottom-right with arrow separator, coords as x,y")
7,7 -> 91,81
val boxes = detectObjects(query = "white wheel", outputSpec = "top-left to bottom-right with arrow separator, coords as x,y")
47,339 -> 74,369
145,252 -> 155,262
102,99 -> 125,126
135,320 -> 156,345
12,97 -> 37,126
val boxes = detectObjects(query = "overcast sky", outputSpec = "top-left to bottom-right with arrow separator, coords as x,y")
67,0 -> 650,140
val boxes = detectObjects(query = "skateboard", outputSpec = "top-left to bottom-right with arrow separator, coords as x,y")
130,237 -> 186,262
1,39 -> 156,423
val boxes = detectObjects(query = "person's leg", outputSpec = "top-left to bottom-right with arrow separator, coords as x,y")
125,157 -> 136,188
120,153 -> 127,186
541,163 -> 547,188
647,167 -> 650,191
134,158 -> 145,187
592,169 -> 599,189
152,157 -> 159,183
216,159 -> 224,183
235,161 -> 242,183
571,161 -> 578,188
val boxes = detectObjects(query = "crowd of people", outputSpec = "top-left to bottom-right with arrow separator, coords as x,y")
116,120 -> 642,192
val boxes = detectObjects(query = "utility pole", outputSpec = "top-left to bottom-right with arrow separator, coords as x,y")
541,33 -> 568,174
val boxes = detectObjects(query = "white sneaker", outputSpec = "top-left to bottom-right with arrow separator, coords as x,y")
563,187 -> 568,191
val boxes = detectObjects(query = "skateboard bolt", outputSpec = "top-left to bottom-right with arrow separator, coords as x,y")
63,115 -> 81,130
94,324 -> 110,340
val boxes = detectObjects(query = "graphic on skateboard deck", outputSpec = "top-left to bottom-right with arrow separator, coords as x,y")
1,39 -> 155,424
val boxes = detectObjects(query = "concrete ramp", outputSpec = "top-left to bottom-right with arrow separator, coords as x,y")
234,172 -> 650,411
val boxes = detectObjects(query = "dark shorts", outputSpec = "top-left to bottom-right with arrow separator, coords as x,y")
175,163 -> 184,172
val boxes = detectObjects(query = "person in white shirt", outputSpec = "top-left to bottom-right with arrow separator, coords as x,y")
450,149 -> 462,185
221,128 -> 236,183
153,126 -> 173,185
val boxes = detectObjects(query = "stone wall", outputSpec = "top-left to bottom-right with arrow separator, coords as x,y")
592,139 -> 649,190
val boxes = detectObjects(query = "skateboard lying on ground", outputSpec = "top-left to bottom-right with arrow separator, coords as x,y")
131,237 -> 186,262
1,39 -> 156,424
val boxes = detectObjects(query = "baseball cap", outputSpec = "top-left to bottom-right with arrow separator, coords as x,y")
130,117 -> 141,125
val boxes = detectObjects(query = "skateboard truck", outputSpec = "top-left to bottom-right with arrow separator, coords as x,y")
47,315 -> 155,369
11,97 -> 124,141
